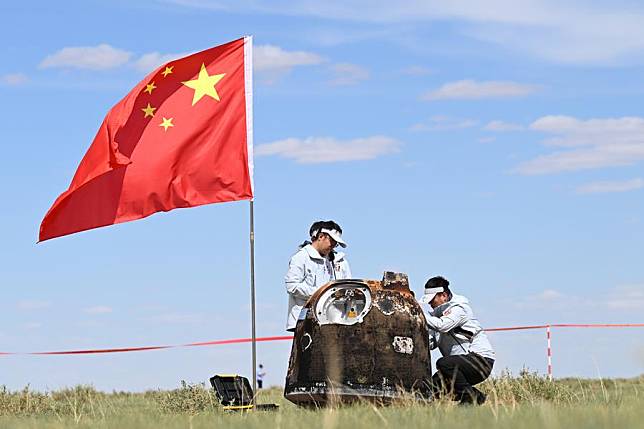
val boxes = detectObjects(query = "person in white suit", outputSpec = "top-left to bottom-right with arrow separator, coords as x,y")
285,220 -> 352,331
419,276 -> 495,405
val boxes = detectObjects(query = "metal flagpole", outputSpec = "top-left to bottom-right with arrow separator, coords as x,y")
249,200 -> 258,400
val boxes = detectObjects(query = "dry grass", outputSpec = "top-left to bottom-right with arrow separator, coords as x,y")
0,373 -> 642,428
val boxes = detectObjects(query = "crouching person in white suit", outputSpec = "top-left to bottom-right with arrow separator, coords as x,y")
420,276 -> 495,405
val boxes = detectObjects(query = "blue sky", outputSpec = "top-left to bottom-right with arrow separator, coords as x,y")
1,1 -> 643,391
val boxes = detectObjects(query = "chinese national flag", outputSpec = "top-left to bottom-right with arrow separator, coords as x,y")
39,37 -> 254,242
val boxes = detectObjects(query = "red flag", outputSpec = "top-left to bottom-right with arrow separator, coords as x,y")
40,37 -> 254,242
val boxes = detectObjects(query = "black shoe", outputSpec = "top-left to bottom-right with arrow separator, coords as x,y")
475,389 -> 486,405
458,388 -> 476,405
458,387 -> 486,405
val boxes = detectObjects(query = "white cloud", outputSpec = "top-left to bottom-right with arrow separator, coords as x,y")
530,116 -> 644,147
516,115 -> 644,175
1,73 -> 28,86
517,149 -> 643,175
141,312 -> 204,324
302,26 -> 399,47
400,66 -> 434,76
607,285 -> 644,310
39,42 -> 322,84
256,135 -> 401,163
254,44 -> 324,72
40,44 -> 132,70
24,322 -> 42,330
576,178 -> 644,195
513,284 -> 644,313
479,136 -> 496,143
484,120 -> 523,131
129,44 -> 323,75
17,300 -> 51,310
410,115 -> 478,131
463,8 -> 644,65
328,62 -> 369,85
133,51 -> 192,73
166,1 -> 644,65
83,306 -> 113,314
423,80 -> 538,100
408,124 -> 427,132
536,289 -> 563,302
252,44 -> 325,84
511,288 -> 596,311
513,289 -> 564,308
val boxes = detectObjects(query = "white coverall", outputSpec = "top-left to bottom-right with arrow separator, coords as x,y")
425,294 -> 495,359
285,244 -> 351,331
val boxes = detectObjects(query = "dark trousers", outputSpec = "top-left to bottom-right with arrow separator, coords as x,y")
432,353 -> 494,404
257,379 -> 263,389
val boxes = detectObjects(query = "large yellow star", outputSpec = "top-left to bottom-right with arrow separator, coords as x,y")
182,63 -> 225,106
162,66 -> 174,77
141,103 -> 156,118
159,117 -> 174,131
144,81 -> 156,94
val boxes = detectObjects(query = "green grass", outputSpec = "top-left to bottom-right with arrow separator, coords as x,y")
1,372 -> 643,428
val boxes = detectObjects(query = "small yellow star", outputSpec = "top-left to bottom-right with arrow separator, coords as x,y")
141,103 -> 156,118
182,63 -> 225,106
162,66 -> 174,77
144,81 -> 156,94
159,117 -> 174,131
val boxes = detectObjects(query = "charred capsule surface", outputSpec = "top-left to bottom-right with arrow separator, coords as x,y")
284,272 -> 432,406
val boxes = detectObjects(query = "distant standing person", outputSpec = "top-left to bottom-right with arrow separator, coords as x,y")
419,276 -> 495,405
257,364 -> 266,389
285,220 -> 352,331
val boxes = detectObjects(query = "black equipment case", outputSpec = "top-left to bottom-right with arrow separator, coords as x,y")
209,374 -> 278,411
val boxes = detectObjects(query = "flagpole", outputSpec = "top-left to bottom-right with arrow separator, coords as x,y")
249,200 -> 257,401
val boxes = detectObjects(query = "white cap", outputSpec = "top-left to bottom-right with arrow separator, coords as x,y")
419,286 -> 444,304
313,228 -> 347,248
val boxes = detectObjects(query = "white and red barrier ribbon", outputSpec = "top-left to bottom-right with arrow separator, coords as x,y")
485,323 -> 644,379
2,323 -> 643,379
0,336 -> 293,356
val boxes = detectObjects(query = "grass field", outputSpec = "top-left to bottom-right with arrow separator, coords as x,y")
1,372 -> 642,428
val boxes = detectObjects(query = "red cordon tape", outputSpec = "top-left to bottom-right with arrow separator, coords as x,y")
550,323 -> 644,328
1,325 -> 643,356
485,323 -> 644,332
485,324 -> 548,332
0,336 -> 294,356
